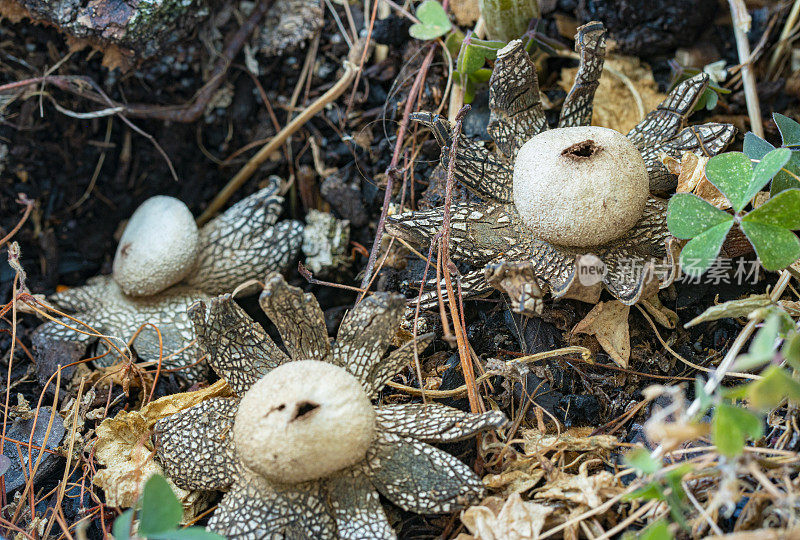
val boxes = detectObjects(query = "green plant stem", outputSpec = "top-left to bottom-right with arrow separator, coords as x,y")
478,0 -> 539,42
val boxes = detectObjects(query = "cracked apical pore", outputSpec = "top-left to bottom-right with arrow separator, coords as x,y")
233,359 -> 376,484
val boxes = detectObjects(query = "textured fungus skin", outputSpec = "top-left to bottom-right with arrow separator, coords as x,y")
385,22 -> 736,310
113,196 -> 199,297
154,273 -> 508,539
513,126 -> 649,247
32,178 -> 303,381
234,360 -> 376,484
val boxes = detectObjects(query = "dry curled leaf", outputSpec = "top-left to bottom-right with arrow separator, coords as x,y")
92,380 -> 230,512
669,151 -> 729,209
533,465 -> 622,509
483,467 -> 546,498
683,295 -> 800,328
522,428 -> 619,457
572,301 -> 630,367
461,493 -> 554,540
559,55 -> 665,134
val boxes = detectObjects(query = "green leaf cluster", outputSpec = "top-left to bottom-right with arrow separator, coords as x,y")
711,402 -> 763,457
445,32 -> 505,103
743,114 -> 800,195
113,475 -> 224,540
625,462 -> 692,531
409,1 -> 452,40
711,316 -> 800,458
669,64 -> 730,112
667,139 -> 800,275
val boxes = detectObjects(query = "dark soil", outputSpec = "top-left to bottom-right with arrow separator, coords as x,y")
1,0 -> 799,537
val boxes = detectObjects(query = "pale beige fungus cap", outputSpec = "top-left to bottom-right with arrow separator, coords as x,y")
112,196 -> 199,296
233,359 -> 375,484
512,126 -> 649,247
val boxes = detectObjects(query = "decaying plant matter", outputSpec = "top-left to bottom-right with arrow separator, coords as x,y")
153,272 -> 507,538
30,178 -> 302,380
386,22 -> 736,311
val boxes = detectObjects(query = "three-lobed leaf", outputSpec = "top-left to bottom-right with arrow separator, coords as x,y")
409,1 -> 451,40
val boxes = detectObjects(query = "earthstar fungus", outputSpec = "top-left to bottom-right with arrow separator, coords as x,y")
154,273 -> 507,538
31,177 -> 302,381
386,22 -> 736,311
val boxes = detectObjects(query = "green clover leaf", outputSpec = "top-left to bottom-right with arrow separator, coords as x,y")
712,402 -> 763,458
679,221 -> 733,277
748,148 -> 792,203
139,474 -> 183,536
705,150 -> 791,213
667,193 -> 732,238
774,112 -> 800,148
740,188 -> 800,270
667,193 -> 735,276
743,132 -> 800,195
743,131 -> 773,160
739,220 -> 800,271
114,474 -> 226,540
409,1 -> 451,40
743,188 -> 800,230
746,365 -> 800,410
773,151 -> 800,195
457,39 -> 504,75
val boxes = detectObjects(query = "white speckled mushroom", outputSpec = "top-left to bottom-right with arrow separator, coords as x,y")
112,196 -> 199,297
233,359 -> 375,484
513,126 -> 649,247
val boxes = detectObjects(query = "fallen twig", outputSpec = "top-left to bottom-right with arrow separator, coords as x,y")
767,0 -> 800,78
728,0 -> 764,137
359,44 -> 436,291
196,42 -> 364,224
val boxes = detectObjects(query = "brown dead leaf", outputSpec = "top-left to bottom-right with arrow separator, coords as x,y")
522,427 -> 618,455
92,380 -> 231,515
644,417 -> 709,452
483,467 -> 546,498
450,0 -> 479,25
461,493 -> 555,540
670,152 -> 729,210
572,301 -> 630,367
560,56 -> 665,134
533,465 -> 622,509
640,293 -> 679,329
